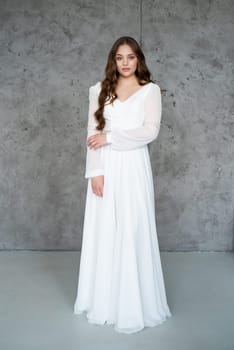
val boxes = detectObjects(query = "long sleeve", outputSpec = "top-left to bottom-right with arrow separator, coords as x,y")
84,85 -> 104,179
106,84 -> 162,151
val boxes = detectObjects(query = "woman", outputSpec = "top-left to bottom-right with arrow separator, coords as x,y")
74,36 -> 172,334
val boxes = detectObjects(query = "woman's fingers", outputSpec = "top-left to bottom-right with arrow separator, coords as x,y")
99,185 -> 103,196
87,137 -> 99,149
87,134 -> 106,150
97,184 -> 103,197
91,176 -> 104,197
98,187 -> 103,197
93,185 -> 103,197
87,135 -> 97,143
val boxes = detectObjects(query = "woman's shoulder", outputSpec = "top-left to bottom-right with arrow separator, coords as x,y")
147,81 -> 160,90
139,80 -> 160,94
142,82 -> 161,101
89,81 -> 101,92
145,82 -> 161,98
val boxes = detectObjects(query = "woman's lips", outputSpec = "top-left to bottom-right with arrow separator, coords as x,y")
122,68 -> 130,71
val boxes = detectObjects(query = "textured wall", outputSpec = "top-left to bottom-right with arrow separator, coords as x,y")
0,0 -> 233,251
143,0 -> 234,251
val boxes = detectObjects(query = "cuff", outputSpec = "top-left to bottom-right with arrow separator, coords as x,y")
106,132 -> 112,144
85,169 -> 104,179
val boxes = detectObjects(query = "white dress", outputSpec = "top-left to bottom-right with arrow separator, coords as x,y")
73,80 -> 172,334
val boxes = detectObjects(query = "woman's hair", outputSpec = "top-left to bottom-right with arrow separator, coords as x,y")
94,36 -> 158,131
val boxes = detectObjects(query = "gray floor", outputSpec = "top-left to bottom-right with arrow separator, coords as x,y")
0,251 -> 233,350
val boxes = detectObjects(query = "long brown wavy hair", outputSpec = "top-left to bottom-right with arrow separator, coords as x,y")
94,36 -> 159,131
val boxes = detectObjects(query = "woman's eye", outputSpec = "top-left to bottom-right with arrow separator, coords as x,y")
116,56 -> 135,61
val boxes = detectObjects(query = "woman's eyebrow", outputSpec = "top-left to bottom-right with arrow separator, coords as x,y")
115,53 -> 135,56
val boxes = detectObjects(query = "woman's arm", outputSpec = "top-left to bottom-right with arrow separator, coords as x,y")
85,85 -> 104,179
106,84 -> 162,151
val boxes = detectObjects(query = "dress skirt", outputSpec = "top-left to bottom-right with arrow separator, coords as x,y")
73,143 -> 172,334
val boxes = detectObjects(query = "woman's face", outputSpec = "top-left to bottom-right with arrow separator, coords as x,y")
115,44 -> 138,78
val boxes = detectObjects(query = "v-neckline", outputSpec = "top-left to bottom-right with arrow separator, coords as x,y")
116,82 -> 152,104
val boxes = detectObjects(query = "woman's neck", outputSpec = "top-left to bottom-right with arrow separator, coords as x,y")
117,74 -> 138,87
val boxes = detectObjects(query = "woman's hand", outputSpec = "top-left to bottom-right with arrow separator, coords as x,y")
87,133 -> 107,150
91,175 -> 104,197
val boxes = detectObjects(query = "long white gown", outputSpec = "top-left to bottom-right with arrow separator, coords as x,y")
73,80 -> 172,334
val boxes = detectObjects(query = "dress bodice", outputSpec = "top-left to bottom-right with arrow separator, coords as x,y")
85,80 -> 162,177
94,81 -> 155,132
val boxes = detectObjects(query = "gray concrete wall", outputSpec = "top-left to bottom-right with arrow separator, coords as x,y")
0,0 -> 233,251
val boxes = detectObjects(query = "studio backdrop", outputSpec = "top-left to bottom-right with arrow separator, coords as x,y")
0,0 -> 233,251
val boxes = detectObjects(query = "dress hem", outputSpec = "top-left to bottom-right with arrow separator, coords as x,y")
73,307 -> 172,334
